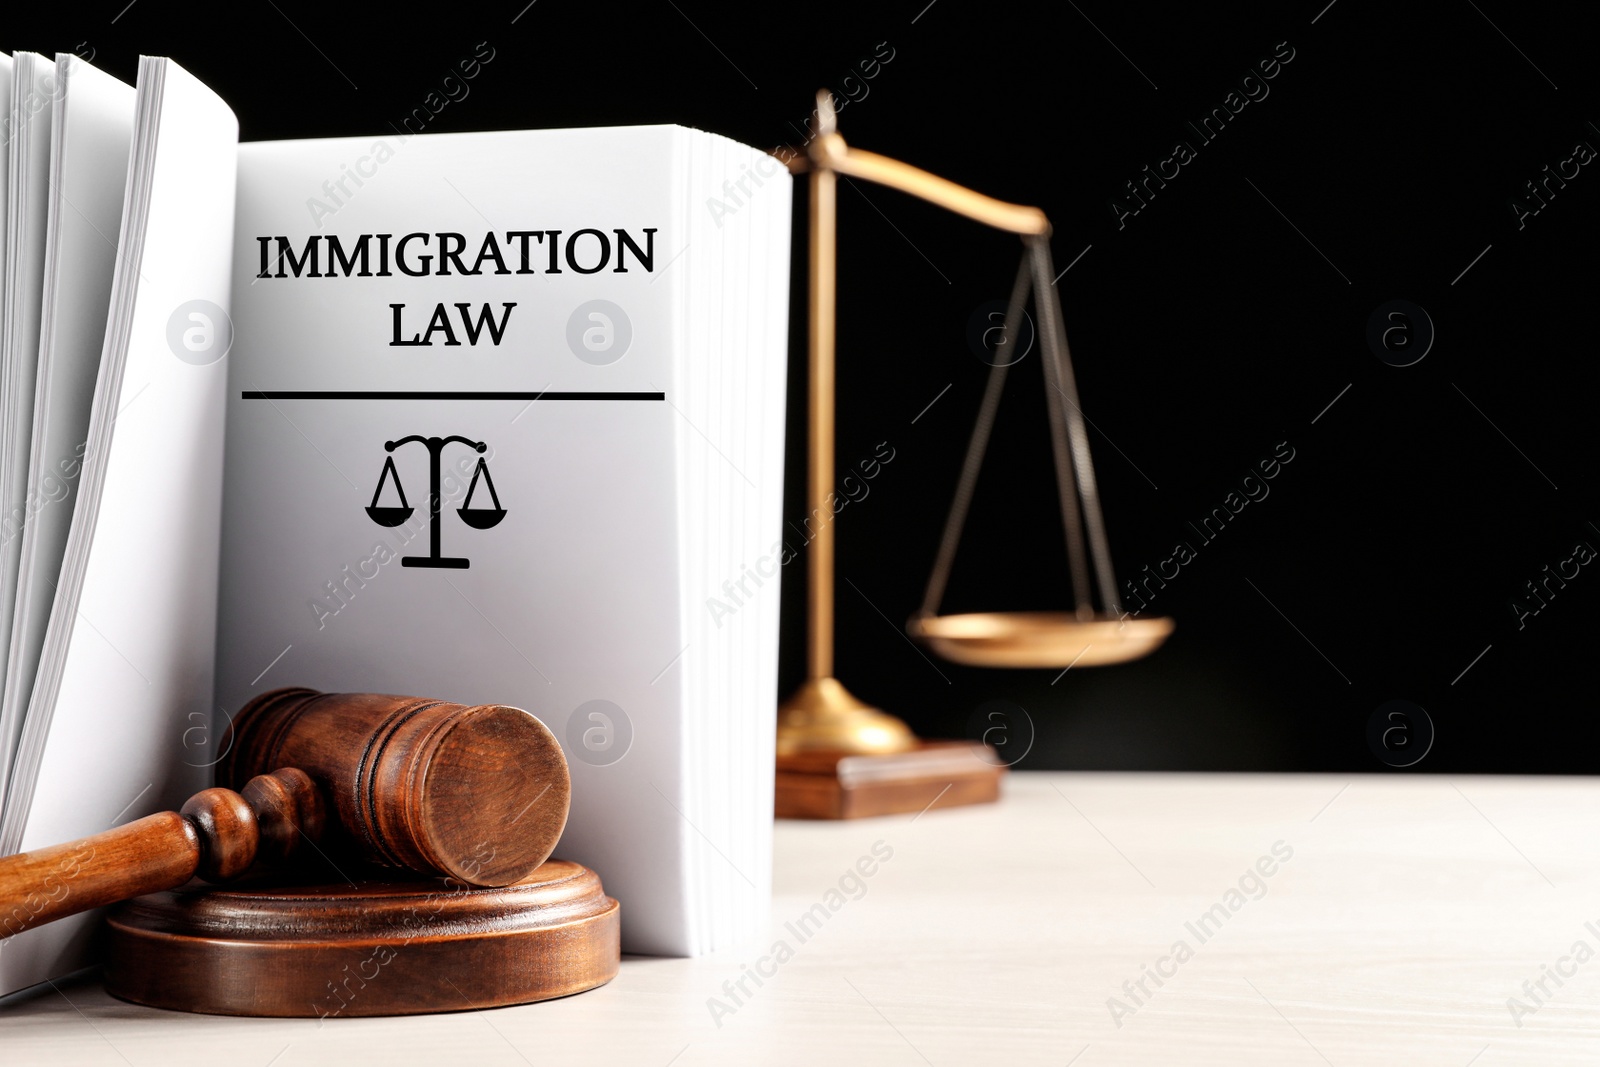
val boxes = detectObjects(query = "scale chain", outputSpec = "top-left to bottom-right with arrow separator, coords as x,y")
1027,236 -> 1123,619
1025,238 -> 1095,619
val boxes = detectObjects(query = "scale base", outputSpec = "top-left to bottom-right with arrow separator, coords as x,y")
401,556 -> 470,569
776,677 -> 919,756
104,860 -> 618,1017
776,740 -> 1005,819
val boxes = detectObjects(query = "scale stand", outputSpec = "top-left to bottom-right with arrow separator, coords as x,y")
773,92 -> 1171,820
366,434 -> 506,569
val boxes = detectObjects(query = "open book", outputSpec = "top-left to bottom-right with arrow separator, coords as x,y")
0,51 -> 791,994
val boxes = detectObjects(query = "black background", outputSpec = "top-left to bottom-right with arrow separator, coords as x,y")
13,1 -> 1597,773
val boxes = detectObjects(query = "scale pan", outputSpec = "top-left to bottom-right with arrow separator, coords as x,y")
457,507 -> 506,530
910,612 -> 1174,668
366,506 -> 414,527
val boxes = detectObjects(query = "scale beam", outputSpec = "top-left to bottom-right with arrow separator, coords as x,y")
810,135 -> 1050,237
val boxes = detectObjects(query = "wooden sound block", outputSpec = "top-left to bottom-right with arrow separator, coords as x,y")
103,859 -> 619,1018
775,740 -> 1006,820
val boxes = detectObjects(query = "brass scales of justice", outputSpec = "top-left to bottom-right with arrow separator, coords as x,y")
773,92 -> 1173,819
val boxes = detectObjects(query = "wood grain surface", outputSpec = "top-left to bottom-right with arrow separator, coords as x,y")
6,773 -> 1600,1064
0,691 -> 571,940
0,769 -> 321,936
104,859 -> 619,1017
775,740 -> 1005,818
224,689 -> 571,886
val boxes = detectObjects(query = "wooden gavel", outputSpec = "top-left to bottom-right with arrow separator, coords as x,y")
0,688 -> 570,937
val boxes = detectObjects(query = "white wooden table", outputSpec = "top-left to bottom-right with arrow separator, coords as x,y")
3,772 -> 1597,1064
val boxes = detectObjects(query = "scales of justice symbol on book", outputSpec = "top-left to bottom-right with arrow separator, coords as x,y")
774,92 -> 1174,818
365,435 -> 505,568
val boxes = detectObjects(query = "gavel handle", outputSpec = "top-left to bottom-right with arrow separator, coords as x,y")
0,768 -> 323,938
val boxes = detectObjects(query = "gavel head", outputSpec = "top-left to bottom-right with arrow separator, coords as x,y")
221,689 -> 569,887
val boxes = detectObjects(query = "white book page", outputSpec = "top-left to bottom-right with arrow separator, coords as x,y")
0,52 -> 11,275
676,133 -> 790,952
0,53 -> 14,791
219,127 -> 692,954
0,56 -> 235,996
0,54 -> 54,794
0,55 -> 135,811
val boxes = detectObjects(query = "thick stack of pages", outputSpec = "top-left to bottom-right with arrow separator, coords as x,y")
0,54 -> 234,994
0,50 -> 790,993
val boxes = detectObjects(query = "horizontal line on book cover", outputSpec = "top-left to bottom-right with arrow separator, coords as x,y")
241,390 -> 666,401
